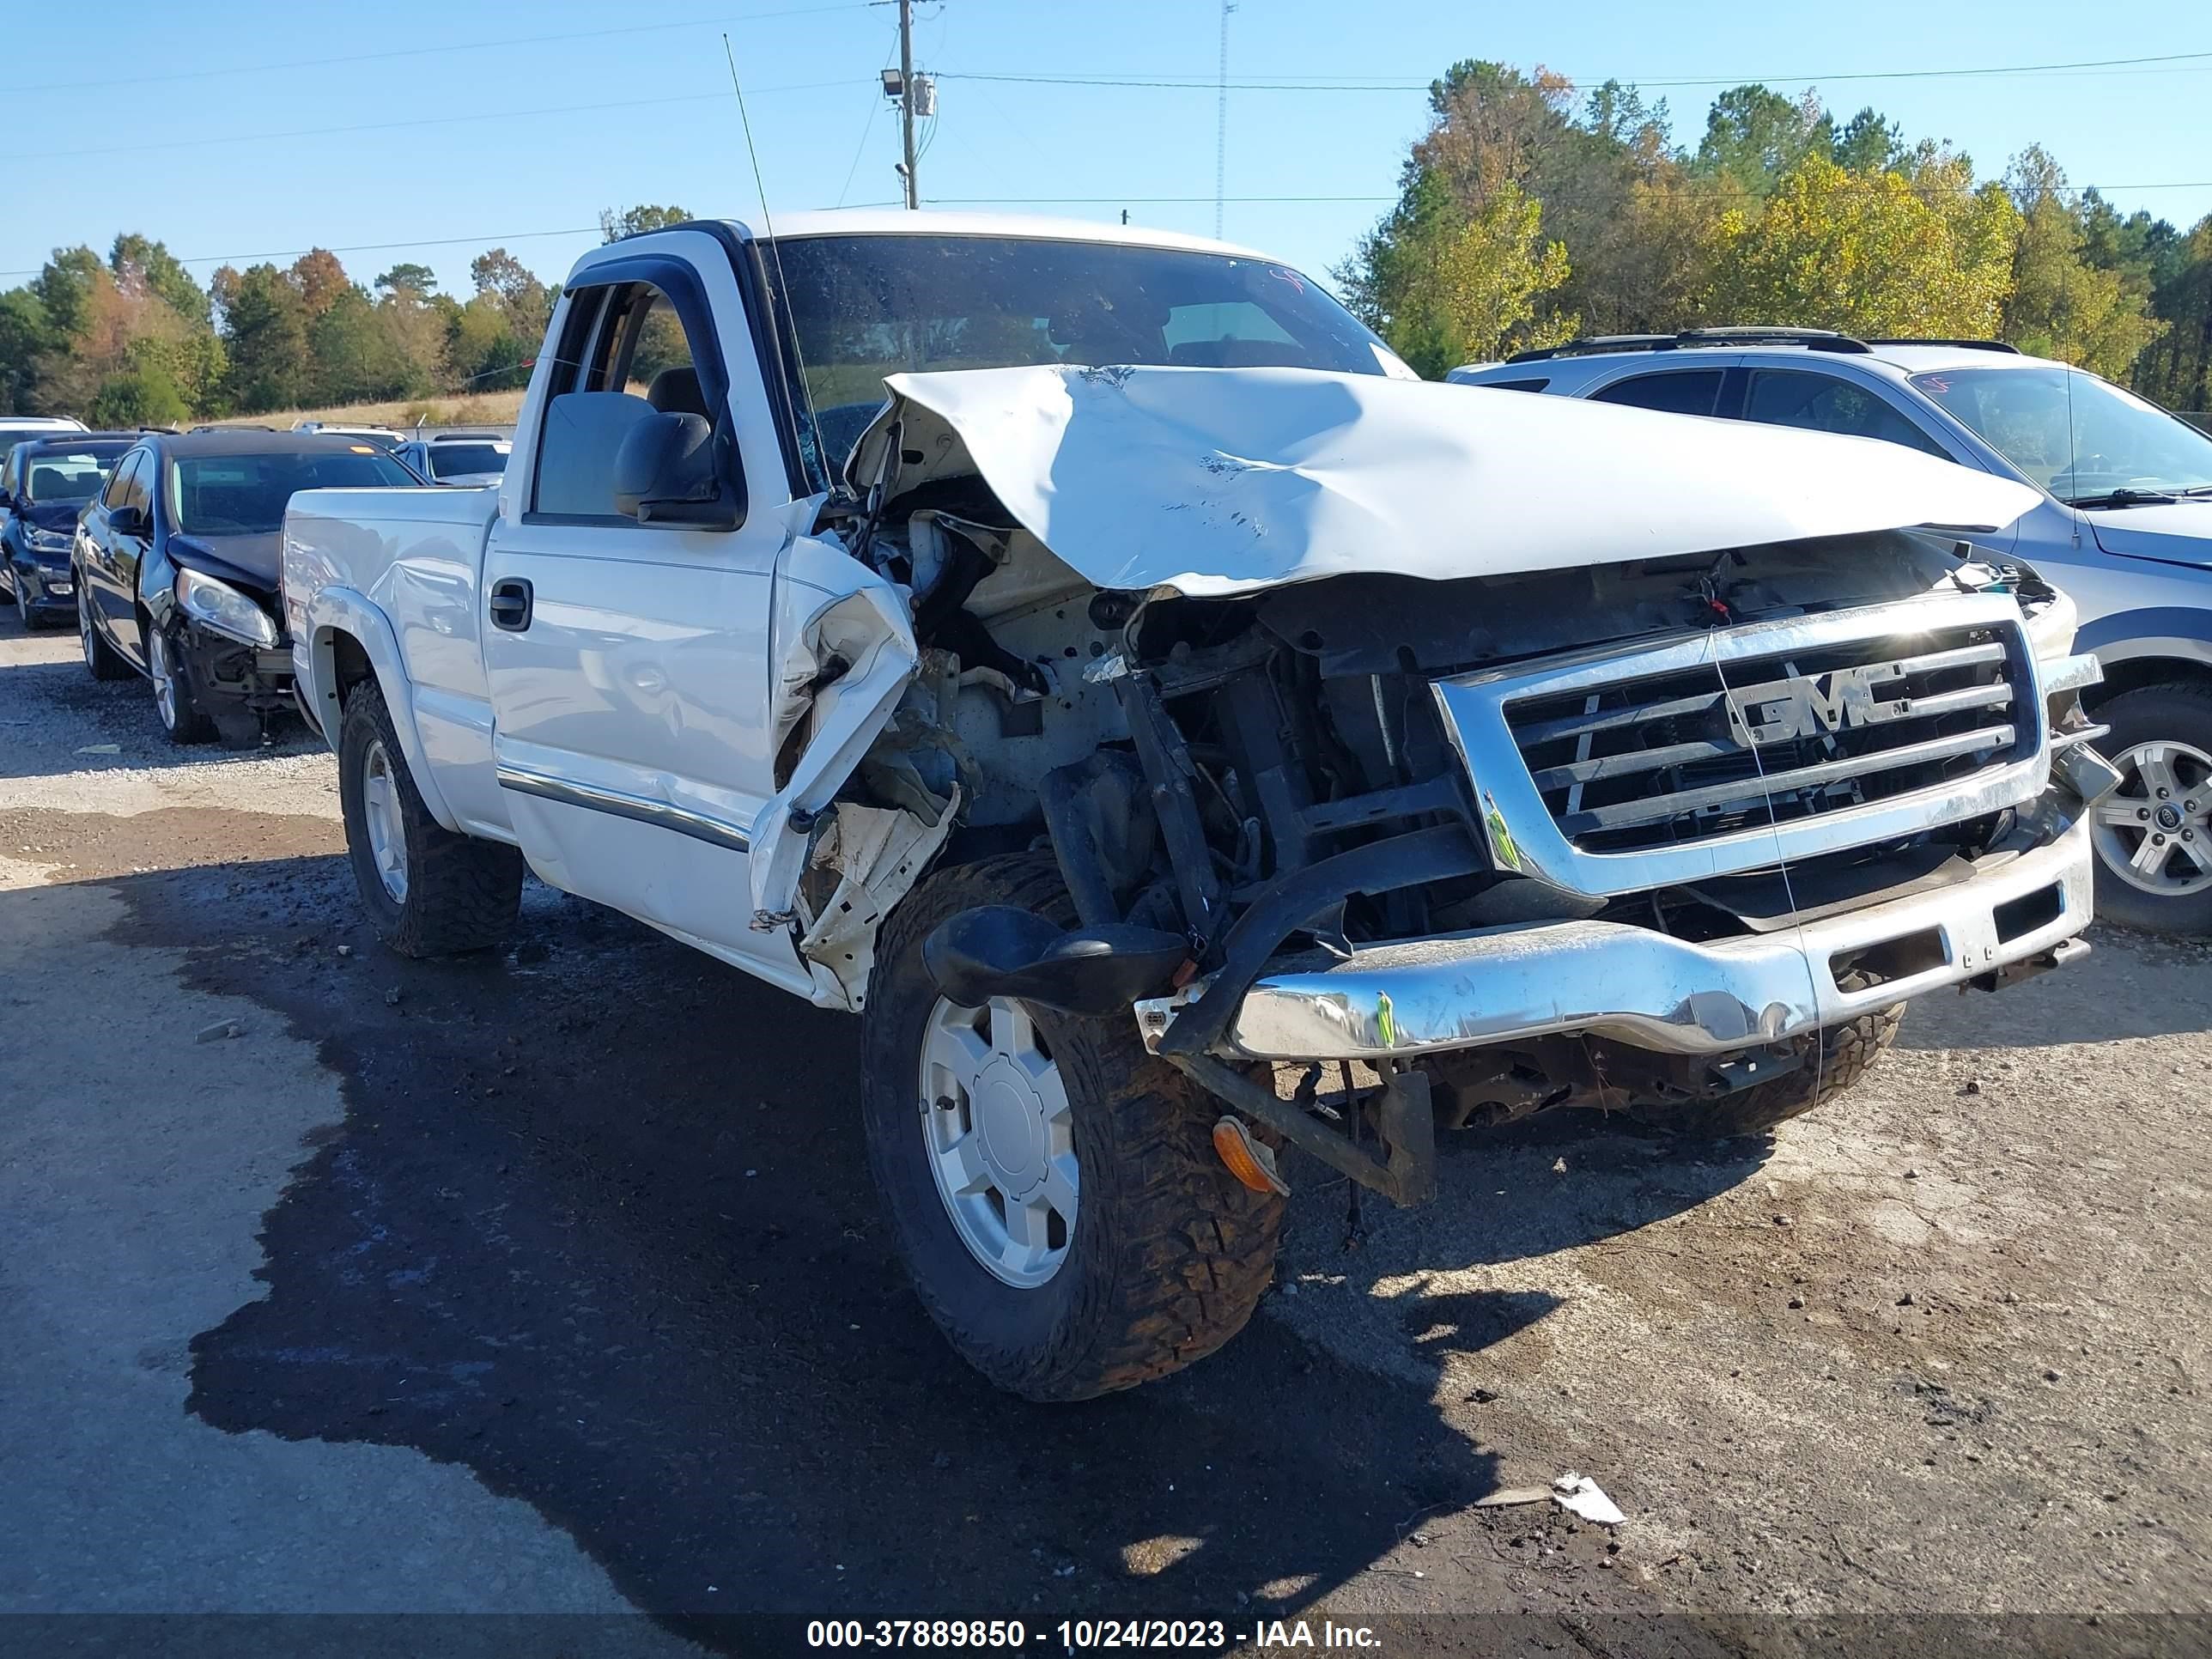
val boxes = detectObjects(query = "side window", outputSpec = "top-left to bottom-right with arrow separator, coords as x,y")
124,453 -> 155,515
1,448 -> 19,496
102,450 -> 143,508
1480,376 -> 1552,393
532,281 -> 714,520
1592,370 -> 1724,416
1744,370 -> 1950,458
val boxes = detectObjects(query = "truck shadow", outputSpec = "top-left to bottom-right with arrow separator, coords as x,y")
89,854 -> 1734,1639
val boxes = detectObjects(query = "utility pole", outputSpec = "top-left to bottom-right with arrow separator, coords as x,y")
899,0 -> 920,209
1214,3 -> 1237,238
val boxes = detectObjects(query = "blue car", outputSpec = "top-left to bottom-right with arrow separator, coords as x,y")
0,434 -> 137,628
1453,331 -> 2212,933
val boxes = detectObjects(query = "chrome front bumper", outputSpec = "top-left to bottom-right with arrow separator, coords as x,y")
1140,805 -> 2093,1064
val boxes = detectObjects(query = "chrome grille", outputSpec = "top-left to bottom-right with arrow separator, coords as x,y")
1505,623 -> 2029,854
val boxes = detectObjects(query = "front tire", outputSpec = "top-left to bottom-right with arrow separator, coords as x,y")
862,854 -> 1285,1401
338,678 -> 522,957
78,584 -> 131,682
2086,683 -> 2212,935
149,622 -> 217,745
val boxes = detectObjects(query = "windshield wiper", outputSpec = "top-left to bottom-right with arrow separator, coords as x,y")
2063,488 -> 2179,508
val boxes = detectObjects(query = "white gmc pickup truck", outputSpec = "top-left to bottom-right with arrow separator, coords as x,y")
283,211 -> 2115,1401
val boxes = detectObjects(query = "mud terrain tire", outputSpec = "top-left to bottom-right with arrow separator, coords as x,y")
338,678 -> 523,957
862,853 -> 1285,1401
1630,1001 -> 1905,1139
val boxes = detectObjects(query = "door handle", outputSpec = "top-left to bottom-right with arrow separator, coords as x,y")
489,577 -> 533,632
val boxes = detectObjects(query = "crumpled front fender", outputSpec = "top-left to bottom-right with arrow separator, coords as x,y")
747,526 -> 921,930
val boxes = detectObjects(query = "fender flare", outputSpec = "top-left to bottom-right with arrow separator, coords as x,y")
302,586 -> 461,833
2075,609 -> 2212,673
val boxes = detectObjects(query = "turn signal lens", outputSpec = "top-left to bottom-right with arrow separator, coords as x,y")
1212,1116 -> 1290,1196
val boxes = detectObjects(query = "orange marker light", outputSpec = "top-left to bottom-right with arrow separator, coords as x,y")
1212,1116 -> 1290,1196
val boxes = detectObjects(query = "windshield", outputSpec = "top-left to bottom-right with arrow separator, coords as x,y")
1911,366 -> 2212,502
170,450 -> 417,534
23,445 -> 129,502
428,443 -> 507,479
770,234 -> 1406,465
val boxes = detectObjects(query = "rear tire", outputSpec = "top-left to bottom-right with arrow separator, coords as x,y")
861,853 -> 1284,1401
77,584 -> 131,682
338,678 -> 522,957
1629,1002 -> 1905,1139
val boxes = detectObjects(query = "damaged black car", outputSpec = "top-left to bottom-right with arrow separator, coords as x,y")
74,430 -> 420,744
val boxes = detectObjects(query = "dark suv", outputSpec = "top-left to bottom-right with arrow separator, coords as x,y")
76,430 -> 418,744
0,434 -> 137,627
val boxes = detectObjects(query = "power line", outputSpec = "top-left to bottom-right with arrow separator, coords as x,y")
7,2 -> 878,95
939,46 -> 2212,94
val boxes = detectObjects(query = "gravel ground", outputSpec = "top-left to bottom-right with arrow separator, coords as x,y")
2,612 -> 2205,1654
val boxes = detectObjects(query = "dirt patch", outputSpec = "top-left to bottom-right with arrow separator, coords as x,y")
0,805 -> 341,885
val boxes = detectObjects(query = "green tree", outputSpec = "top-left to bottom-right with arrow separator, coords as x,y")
1693,85 -> 1832,192
0,289 -> 54,414
2001,148 -> 2165,380
2134,216 -> 2212,412
1832,107 -> 1904,173
220,264 -> 313,412
468,248 -> 550,331
1431,184 -> 1576,366
374,263 -> 437,298
599,204 -> 692,243
1704,154 -> 2020,337
88,363 -> 189,428
109,234 -> 210,328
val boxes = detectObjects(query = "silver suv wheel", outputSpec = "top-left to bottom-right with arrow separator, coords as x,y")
918,994 -> 1077,1289
2093,738 -> 2212,898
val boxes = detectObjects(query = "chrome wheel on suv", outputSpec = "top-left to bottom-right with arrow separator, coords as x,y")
918,994 -> 1077,1288
358,737 -> 410,903
2092,738 -> 2212,899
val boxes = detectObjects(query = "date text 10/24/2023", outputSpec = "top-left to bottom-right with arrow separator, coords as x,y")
804,1620 -> 1385,1650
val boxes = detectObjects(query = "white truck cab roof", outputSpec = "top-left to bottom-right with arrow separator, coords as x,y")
636,209 -> 1279,263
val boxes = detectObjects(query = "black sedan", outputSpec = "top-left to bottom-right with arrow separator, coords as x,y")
75,430 -> 419,744
0,434 -> 136,627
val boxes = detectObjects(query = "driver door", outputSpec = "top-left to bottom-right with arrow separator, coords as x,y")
480,249 -> 811,992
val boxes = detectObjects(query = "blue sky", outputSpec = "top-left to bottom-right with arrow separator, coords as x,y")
3,0 -> 2207,300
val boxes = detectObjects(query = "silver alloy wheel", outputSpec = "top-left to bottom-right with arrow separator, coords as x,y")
359,737 -> 410,903
149,628 -> 179,730
919,994 -> 1077,1288
2092,738 -> 2212,897
78,587 -> 95,668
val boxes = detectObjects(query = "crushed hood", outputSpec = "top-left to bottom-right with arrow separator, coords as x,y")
170,532 -> 282,597
850,365 -> 2043,599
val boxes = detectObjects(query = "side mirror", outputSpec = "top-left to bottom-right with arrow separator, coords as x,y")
109,503 -> 149,538
611,410 -> 742,529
